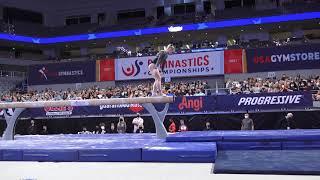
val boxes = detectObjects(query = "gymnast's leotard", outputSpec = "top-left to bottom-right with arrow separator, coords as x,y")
152,50 -> 168,71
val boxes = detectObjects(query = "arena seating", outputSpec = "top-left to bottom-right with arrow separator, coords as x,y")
227,74 -> 320,100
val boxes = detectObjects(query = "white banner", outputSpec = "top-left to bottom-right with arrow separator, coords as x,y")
115,51 -> 224,80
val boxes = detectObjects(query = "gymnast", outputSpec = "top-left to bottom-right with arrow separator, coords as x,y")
148,44 -> 175,96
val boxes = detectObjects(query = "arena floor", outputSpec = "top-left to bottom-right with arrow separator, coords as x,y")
0,161 -> 319,180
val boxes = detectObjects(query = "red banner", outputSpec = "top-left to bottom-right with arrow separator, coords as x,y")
224,49 -> 243,74
97,59 -> 115,81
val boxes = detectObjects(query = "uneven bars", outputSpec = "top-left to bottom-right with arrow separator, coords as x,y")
0,96 -> 174,109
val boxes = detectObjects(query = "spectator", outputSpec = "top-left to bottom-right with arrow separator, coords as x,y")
99,123 -> 106,134
314,90 -> 320,101
93,125 -> 100,134
226,74 -> 320,97
109,123 -> 117,134
132,113 -> 144,133
27,120 -> 37,135
168,118 -> 176,133
40,125 -> 48,135
137,125 -> 144,133
78,127 -> 91,134
288,82 -> 299,91
179,119 -> 188,132
194,89 -> 206,96
241,113 -> 254,131
204,121 -> 213,131
281,112 -> 295,130
117,115 -> 127,133
1,80 -> 210,102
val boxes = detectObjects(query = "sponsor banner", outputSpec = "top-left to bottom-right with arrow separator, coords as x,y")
94,96 -> 214,114
246,44 -> 320,72
8,93 -> 312,119
29,106 -> 76,118
216,92 -> 313,111
28,61 -> 96,85
115,51 -> 224,80
24,96 -> 216,118
97,59 -> 115,81
224,49 -> 243,74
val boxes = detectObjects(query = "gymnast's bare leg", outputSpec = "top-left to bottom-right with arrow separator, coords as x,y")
149,44 -> 175,96
148,63 -> 162,96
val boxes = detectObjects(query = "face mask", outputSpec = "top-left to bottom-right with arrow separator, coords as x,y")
101,126 -> 105,130
245,115 -> 249,118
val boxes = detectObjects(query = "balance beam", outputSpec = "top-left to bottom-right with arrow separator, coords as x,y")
1,96 -> 174,140
0,96 -> 174,109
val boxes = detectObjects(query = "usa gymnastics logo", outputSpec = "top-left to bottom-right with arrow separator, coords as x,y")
122,60 -> 143,77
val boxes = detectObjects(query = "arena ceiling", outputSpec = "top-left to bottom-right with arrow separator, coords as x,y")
0,0 -> 160,13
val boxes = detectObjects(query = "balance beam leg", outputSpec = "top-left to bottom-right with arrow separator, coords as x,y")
2,108 -> 25,140
142,103 -> 168,139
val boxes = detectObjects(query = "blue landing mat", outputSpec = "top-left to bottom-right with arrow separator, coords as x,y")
0,134 -> 216,162
217,141 -> 281,150
282,141 -> 320,150
214,150 -> 320,175
142,142 -> 216,162
166,129 -> 320,142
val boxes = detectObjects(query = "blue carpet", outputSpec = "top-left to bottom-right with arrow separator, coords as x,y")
214,150 -> 320,175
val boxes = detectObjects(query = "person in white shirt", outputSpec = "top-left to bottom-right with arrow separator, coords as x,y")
132,113 -> 144,133
179,119 -> 188,132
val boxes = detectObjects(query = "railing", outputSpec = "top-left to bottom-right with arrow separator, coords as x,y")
0,70 -> 26,78
205,88 -> 231,95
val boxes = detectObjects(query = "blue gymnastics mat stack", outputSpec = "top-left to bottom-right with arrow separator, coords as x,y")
0,134 -> 217,163
2,129 -> 320,175
167,129 -> 320,175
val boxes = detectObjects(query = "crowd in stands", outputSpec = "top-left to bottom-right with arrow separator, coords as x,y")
2,74 -> 320,102
115,35 -> 319,59
0,81 -> 208,102
226,74 -> 320,101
